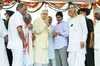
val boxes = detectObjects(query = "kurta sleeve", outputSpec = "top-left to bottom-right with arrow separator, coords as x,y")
80,15 -> 88,43
61,22 -> 69,37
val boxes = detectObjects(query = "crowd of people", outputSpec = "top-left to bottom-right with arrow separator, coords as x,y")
0,0 -> 100,66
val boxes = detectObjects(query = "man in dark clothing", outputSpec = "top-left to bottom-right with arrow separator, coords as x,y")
77,8 -> 95,66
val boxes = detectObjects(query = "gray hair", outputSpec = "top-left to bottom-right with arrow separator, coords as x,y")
16,3 -> 27,11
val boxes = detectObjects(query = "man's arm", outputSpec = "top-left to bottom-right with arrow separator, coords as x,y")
80,16 -> 88,49
17,26 -> 26,49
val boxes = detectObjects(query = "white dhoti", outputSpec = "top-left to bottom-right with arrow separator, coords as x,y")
94,49 -> 100,66
12,49 -> 24,66
0,47 -> 9,66
68,52 -> 85,66
24,31 -> 34,66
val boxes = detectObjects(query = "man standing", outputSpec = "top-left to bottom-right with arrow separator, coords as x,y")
94,7 -> 100,66
33,9 -> 50,66
77,8 -> 94,66
0,0 -> 9,66
48,16 -> 56,66
52,11 -> 68,66
23,13 -> 34,66
67,7 -> 88,66
7,3 -> 30,66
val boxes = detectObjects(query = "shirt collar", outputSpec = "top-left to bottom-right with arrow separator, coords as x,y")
57,20 -> 63,24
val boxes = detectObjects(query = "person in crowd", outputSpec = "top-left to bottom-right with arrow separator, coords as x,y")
0,0 -> 9,66
3,10 -> 14,66
52,11 -> 68,66
7,3 -> 32,66
47,16 -> 56,66
67,7 -> 88,66
33,9 -> 50,66
77,8 -> 94,66
94,7 -> 100,66
23,13 -> 34,66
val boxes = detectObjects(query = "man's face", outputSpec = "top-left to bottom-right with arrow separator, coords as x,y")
68,8 -> 75,18
48,16 -> 52,25
41,10 -> 48,20
56,15 -> 62,22
20,5 -> 27,16
24,14 -> 32,25
0,0 -> 3,10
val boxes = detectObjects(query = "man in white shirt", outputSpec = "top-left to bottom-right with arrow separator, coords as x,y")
94,7 -> 100,66
8,3 -> 32,66
67,7 -> 88,66
0,0 -> 9,66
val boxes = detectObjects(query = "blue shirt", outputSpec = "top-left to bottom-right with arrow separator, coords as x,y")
54,20 -> 69,49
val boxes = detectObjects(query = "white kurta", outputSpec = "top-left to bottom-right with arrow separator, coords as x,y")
24,30 -> 34,66
7,11 -> 26,66
94,20 -> 100,66
67,14 -> 88,66
0,14 -> 9,66
48,25 -> 55,59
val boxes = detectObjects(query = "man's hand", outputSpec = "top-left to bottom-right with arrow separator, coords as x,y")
4,35 -> 8,43
32,33 -> 36,41
45,16 -> 49,26
89,40 -> 94,48
28,24 -> 33,30
80,41 -> 85,49
52,32 -> 57,37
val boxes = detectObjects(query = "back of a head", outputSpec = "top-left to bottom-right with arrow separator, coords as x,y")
16,3 -> 27,11
77,8 -> 90,16
5,10 -> 14,17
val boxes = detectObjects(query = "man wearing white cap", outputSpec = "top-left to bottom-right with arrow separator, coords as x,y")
94,7 -> 100,66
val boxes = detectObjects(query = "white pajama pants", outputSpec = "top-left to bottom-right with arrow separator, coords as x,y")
94,49 -> 100,66
12,49 -> 24,66
68,52 -> 85,66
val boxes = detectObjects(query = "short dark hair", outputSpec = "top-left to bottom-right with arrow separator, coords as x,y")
16,3 -> 27,11
56,11 -> 63,17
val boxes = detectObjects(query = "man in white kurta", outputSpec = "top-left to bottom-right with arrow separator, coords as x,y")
94,8 -> 100,66
33,10 -> 50,66
0,0 -> 9,66
24,13 -> 34,66
67,7 -> 88,66
7,3 -> 28,66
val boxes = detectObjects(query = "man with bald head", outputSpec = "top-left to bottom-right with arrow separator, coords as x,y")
33,9 -> 50,66
0,0 -> 9,66
94,7 -> 100,66
67,7 -> 88,66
